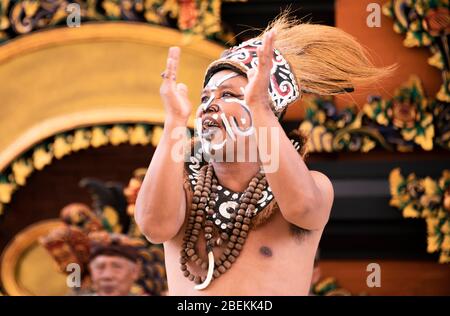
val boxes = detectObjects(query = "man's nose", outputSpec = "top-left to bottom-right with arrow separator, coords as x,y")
203,104 -> 219,114
100,266 -> 115,278
199,103 -> 221,118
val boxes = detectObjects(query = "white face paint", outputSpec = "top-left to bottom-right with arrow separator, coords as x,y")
196,72 -> 255,157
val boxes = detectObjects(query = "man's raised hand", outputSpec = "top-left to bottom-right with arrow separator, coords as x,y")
244,30 -> 276,112
160,47 -> 192,124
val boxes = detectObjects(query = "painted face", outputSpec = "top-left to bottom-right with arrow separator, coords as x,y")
89,255 -> 140,296
196,70 -> 254,156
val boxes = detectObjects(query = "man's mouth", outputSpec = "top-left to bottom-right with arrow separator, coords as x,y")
202,117 -> 221,131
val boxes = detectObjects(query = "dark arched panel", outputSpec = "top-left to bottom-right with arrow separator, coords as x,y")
0,144 -> 155,253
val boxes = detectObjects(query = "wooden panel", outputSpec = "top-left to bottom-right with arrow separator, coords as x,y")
335,0 -> 442,109
319,259 -> 450,295
308,151 -> 450,260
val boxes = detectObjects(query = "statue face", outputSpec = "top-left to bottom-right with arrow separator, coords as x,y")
89,255 -> 140,296
48,242 -> 80,272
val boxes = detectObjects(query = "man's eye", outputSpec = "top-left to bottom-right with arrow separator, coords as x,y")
222,92 -> 244,99
201,96 -> 209,103
222,92 -> 234,98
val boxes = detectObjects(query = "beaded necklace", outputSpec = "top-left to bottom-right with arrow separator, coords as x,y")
180,163 -> 267,290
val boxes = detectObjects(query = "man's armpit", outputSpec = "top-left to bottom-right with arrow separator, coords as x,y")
289,224 -> 310,243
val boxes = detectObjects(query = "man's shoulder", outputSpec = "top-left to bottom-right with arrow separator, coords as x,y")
310,170 -> 334,198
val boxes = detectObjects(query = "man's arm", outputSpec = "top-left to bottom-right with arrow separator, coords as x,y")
134,47 -> 192,243
245,30 -> 334,230
254,106 -> 334,230
134,120 -> 188,243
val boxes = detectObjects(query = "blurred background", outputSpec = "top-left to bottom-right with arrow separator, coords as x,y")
0,0 -> 449,295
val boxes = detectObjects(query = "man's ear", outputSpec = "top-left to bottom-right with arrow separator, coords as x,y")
87,261 -> 93,273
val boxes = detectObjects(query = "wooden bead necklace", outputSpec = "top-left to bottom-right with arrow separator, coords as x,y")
179,163 -> 266,290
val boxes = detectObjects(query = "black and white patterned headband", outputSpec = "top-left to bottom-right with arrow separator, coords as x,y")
203,38 -> 301,116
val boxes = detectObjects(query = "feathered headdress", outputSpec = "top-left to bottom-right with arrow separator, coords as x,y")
204,14 -> 396,117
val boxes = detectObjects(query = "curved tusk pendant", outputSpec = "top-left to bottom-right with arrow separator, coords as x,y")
194,250 -> 215,291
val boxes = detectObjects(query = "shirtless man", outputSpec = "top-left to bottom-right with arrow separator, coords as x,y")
135,16 -> 392,295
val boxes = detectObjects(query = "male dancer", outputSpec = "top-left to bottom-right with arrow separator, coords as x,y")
135,16 -> 393,295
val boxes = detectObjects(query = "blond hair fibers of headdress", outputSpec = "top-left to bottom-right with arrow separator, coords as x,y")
263,13 -> 396,95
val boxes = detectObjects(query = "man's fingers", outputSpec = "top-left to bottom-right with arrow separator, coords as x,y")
177,83 -> 188,96
245,30 -> 276,104
247,68 -> 257,80
162,58 -> 174,83
263,32 -> 270,61
167,46 -> 180,63
247,30 -> 274,96
163,47 -> 180,82
256,46 -> 266,73
264,30 -> 275,59
257,32 -> 273,77
170,47 -> 180,79
265,31 -> 274,67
